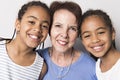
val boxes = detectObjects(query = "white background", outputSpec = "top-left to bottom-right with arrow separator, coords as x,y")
0,0 -> 120,51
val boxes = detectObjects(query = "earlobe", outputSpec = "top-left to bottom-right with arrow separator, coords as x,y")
15,19 -> 21,32
112,28 -> 115,40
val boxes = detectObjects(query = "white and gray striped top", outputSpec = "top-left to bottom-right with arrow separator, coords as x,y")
0,41 -> 43,80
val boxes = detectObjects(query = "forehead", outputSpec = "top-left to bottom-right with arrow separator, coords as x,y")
81,16 -> 109,32
25,6 -> 48,15
82,16 -> 106,27
55,9 -> 75,18
22,6 -> 50,21
53,9 -> 77,23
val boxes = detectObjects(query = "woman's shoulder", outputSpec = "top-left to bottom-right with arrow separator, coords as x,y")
37,47 -> 49,53
36,47 -> 49,58
74,50 -> 96,65
79,51 -> 96,64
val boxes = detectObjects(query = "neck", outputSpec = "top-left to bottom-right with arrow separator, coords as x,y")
6,39 -> 36,66
101,47 -> 120,63
49,47 -> 74,67
7,39 -> 34,56
100,47 -> 120,72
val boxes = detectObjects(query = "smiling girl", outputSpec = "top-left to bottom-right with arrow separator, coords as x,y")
80,9 -> 120,80
0,1 -> 50,80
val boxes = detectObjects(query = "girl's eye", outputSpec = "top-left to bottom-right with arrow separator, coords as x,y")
98,31 -> 105,35
28,21 -> 35,25
82,33 -> 91,39
41,25 -> 49,30
84,35 -> 90,38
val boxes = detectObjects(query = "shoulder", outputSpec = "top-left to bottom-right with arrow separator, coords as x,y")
0,40 -> 6,45
74,51 -> 96,67
0,40 -> 6,51
82,52 -> 95,61
80,52 -> 96,66
36,47 -> 49,59
37,47 -> 49,52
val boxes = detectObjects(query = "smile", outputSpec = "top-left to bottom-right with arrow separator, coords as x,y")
92,45 -> 104,52
57,40 -> 68,45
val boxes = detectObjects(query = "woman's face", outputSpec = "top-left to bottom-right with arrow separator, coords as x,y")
15,6 -> 50,48
81,16 -> 115,57
50,9 -> 78,52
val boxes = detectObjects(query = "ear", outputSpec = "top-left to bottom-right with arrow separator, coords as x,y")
15,19 -> 21,32
112,27 -> 115,41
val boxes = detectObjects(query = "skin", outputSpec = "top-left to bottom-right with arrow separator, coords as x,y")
50,9 -> 80,67
81,15 -> 120,72
81,16 -> 114,57
15,6 -> 50,49
6,6 -> 50,79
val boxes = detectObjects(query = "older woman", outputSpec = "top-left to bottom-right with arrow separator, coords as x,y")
38,1 -> 97,80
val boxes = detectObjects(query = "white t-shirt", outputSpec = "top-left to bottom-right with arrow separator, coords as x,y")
96,58 -> 120,80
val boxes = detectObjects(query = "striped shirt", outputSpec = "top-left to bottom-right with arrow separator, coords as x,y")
0,41 -> 44,80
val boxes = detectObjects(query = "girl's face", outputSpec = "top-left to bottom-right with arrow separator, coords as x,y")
50,9 -> 78,52
81,16 -> 115,57
15,6 -> 50,48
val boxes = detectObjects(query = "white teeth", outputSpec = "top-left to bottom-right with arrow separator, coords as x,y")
93,46 -> 101,49
30,35 -> 38,39
93,46 -> 102,51
58,40 -> 67,45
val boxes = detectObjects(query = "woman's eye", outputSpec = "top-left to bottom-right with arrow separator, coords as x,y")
55,24 -> 61,28
69,27 -> 78,32
28,21 -> 35,25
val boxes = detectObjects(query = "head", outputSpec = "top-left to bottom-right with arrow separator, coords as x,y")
80,9 -> 115,57
14,1 -> 50,48
49,1 -> 82,52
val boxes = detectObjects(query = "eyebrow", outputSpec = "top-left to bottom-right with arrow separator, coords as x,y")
81,27 -> 107,35
96,27 -> 107,30
27,16 -> 49,25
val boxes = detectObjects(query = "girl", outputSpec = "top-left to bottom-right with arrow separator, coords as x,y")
80,9 -> 120,80
0,1 -> 50,80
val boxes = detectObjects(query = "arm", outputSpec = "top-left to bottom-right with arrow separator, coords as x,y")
39,62 -> 47,80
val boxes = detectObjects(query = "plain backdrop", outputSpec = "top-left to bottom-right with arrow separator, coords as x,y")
0,0 -> 120,51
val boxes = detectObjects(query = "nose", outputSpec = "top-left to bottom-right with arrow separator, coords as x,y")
33,25 -> 42,33
61,28 -> 68,38
92,34 -> 100,43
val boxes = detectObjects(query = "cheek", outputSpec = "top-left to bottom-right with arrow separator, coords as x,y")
42,31 -> 48,38
19,23 -> 29,32
40,32 -> 48,43
51,28 -> 59,37
82,40 -> 89,47
70,34 -> 77,43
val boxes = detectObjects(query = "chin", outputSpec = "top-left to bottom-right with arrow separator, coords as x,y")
94,53 -> 104,58
28,44 -> 39,48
